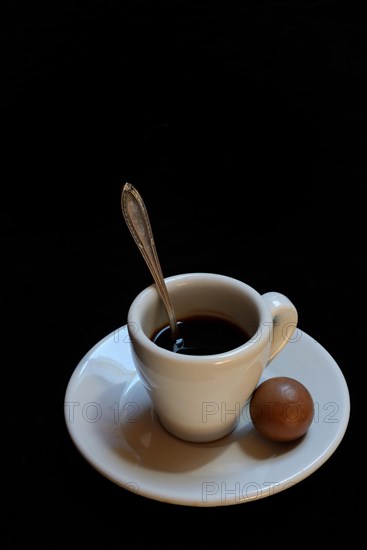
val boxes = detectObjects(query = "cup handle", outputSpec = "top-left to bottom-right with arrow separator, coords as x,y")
261,292 -> 298,364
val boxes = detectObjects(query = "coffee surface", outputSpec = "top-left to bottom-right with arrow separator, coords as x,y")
151,315 -> 250,355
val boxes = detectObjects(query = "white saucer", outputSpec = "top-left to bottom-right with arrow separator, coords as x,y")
64,326 -> 350,507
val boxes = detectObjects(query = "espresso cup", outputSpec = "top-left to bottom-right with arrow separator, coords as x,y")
127,272 -> 298,443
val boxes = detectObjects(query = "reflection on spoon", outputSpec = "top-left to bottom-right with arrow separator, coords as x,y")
121,182 -> 183,349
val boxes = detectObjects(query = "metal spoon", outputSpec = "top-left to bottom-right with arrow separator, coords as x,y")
121,183 -> 182,348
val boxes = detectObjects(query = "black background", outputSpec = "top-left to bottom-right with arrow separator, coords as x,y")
3,0 -> 364,546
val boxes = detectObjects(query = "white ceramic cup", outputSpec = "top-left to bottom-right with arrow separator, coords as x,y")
127,272 -> 298,443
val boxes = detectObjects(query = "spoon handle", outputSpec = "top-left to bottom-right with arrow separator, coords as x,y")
121,183 -> 179,339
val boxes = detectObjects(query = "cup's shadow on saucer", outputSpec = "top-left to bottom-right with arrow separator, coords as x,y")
101,382 -> 301,474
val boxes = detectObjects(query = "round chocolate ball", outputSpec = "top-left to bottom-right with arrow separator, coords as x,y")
249,376 -> 314,442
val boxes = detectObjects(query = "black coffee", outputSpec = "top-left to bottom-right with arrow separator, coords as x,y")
151,315 -> 251,355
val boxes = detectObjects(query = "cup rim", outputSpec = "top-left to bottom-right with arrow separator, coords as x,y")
127,272 -> 271,361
